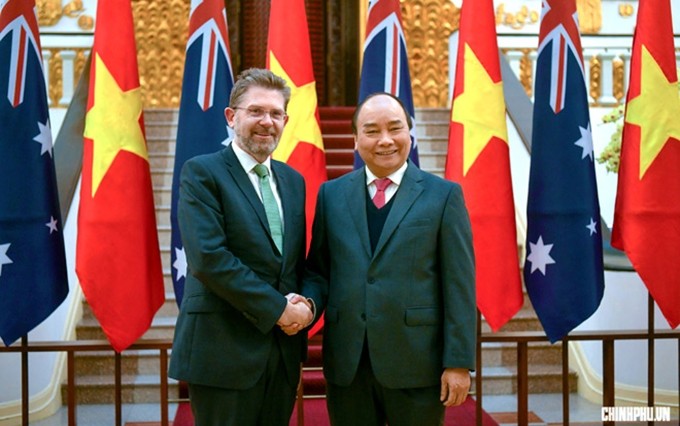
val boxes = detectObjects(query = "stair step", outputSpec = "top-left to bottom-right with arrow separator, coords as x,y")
319,106 -> 355,120
149,152 -> 175,170
472,365 -> 577,395
145,122 -> 178,139
325,150 -> 355,166
151,169 -> 174,187
155,205 -> 171,227
415,108 -> 451,122
322,135 -> 354,150
327,166 -> 353,179
300,369 -> 326,397
147,137 -> 175,154
152,185 -> 172,206
321,120 -> 353,134
72,350 -> 169,376
76,316 -> 177,341
415,120 -> 450,138
144,108 -> 180,122
62,374 -> 180,404
306,345 -> 322,366
81,294 -> 178,321
481,341 -> 563,366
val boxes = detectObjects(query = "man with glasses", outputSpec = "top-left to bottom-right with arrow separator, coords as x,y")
169,68 -> 313,426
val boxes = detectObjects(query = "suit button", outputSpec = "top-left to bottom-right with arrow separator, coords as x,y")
361,313 -> 366,321
367,277 -> 375,284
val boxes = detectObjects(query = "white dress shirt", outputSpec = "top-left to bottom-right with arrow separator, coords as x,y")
232,142 -> 284,227
364,162 -> 408,205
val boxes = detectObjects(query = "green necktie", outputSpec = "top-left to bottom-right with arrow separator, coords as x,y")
253,164 -> 283,253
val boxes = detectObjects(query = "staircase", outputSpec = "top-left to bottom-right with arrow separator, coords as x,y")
319,106 -> 355,178
65,107 -> 574,405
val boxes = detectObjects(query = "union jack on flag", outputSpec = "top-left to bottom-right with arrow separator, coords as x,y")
524,0 -> 604,342
0,0 -> 41,107
536,0 -> 584,114
171,0 -> 235,306
355,0 -> 419,168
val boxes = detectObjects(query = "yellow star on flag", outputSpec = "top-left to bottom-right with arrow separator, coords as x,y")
451,43 -> 508,176
84,53 -> 148,197
269,52 -> 324,162
624,45 -> 680,179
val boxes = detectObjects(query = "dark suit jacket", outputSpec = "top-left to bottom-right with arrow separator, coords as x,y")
303,162 -> 476,389
168,144 -> 307,390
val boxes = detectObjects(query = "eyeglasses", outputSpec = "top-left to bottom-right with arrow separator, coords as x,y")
233,106 -> 287,122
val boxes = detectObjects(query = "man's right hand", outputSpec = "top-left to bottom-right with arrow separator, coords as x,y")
277,296 -> 313,335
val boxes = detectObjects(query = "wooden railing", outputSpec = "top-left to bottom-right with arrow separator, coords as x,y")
0,339 -> 173,426
475,307 -> 680,426
1,326 -> 678,426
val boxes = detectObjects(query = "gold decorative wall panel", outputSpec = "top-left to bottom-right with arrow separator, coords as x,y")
589,56 -> 602,104
401,0 -> 460,108
576,0 -> 602,34
37,0 -> 94,30
398,0 -> 604,107
132,0 -> 188,108
46,48 -> 89,106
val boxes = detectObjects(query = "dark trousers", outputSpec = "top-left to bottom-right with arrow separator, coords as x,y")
187,342 -> 297,426
326,341 -> 444,426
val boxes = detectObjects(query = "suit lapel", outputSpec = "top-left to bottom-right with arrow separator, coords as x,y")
345,169 -> 372,258
373,163 -> 424,259
221,146 -> 272,241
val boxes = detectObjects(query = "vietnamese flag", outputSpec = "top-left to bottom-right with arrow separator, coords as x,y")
612,0 -> 680,328
76,0 -> 165,352
267,0 -> 326,245
267,0 -> 327,336
444,0 -> 522,332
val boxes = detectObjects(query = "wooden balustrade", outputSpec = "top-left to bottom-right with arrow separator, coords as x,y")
1,329 -> 677,426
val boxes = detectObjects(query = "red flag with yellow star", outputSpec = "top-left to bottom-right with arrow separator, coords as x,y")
266,0 -> 326,246
612,0 -> 680,329
444,0 -> 522,332
267,0 -> 327,337
76,0 -> 165,352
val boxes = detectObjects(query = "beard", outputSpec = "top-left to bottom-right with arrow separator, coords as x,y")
235,128 -> 280,159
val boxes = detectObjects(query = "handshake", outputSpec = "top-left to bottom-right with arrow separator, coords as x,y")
276,293 -> 314,336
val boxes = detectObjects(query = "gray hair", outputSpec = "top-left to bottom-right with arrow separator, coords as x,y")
229,68 -> 291,109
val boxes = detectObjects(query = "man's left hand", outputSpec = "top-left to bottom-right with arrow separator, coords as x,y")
440,368 -> 470,407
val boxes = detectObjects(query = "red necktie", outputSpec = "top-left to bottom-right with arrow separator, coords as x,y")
372,178 -> 392,208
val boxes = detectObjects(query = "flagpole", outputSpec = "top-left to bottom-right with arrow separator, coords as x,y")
475,309 -> 482,426
21,335 -> 28,426
647,294 -> 655,425
561,337 -> 570,425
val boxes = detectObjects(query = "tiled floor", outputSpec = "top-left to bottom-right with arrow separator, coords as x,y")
27,394 -> 678,425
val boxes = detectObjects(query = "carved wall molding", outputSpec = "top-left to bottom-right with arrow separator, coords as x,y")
37,0 -> 94,30
38,0 -> 626,109
131,0 -> 188,108
401,0 -> 460,108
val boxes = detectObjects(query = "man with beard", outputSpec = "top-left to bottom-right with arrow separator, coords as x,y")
169,68 -> 313,426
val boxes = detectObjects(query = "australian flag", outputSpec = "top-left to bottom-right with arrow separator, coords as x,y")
0,0 -> 69,346
524,0 -> 604,343
355,0 -> 419,168
171,0 -> 234,306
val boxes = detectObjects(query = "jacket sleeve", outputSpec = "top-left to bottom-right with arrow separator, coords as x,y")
440,183 -> 477,370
